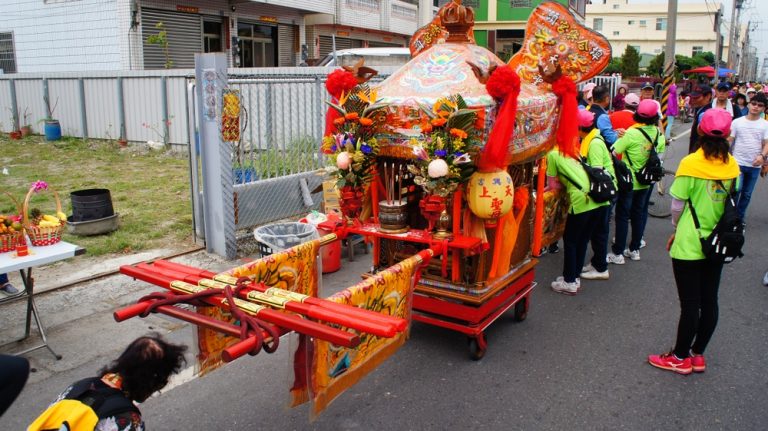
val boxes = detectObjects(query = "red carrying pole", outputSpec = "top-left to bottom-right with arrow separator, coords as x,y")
152,259 -> 408,332
119,265 -> 360,348
143,263 -> 400,338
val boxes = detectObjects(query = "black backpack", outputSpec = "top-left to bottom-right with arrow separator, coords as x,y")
687,180 -> 745,264
29,377 -> 140,431
611,153 -> 634,193
624,128 -> 664,185
560,156 -> 617,203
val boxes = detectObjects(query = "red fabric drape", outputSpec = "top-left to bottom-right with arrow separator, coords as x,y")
551,76 -> 580,159
478,65 -> 521,172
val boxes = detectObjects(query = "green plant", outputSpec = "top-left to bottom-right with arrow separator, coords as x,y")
147,22 -> 173,69
0,134 -> 193,257
620,45 -> 640,77
21,108 -> 31,127
43,95 -> 59,121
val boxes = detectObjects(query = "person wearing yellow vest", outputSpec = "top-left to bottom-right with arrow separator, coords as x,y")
577,109 -> 616,281
609,99 -> 666,264
546,113 -> 611,295
648,109 -> 740,375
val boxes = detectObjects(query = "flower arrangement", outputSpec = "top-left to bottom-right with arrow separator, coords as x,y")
408,94 -> 479,197
321,84 -> 385,188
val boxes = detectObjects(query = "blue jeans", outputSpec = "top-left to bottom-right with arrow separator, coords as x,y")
563,208 -> 601,282
736,165 -> 760,220
0,273 -> 7,285
612,187 -> 652,254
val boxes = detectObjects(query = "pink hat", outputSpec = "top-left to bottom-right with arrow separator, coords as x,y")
582,82 -> 596,93
577,108 -> 595,128
636,99 -> 658,118
624,93 -> 640,107
698,109 -> 732,137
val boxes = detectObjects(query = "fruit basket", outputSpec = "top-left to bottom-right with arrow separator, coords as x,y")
0,192 -> 24,253
23,182 -> 67,246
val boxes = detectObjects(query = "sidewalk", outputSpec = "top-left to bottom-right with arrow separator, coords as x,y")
0,245 -> 370,429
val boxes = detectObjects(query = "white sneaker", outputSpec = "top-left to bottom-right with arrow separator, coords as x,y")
640,238 -> 647,249
625,249 -> 640,261
582,263 -> 596,273
551,277 -> 579,295
607,253 -> 625,265
580,267 -> 609,280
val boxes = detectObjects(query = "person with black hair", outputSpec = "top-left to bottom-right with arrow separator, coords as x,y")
689,85 -> 713,154
648,109 -> 739,375
30,334 -> 187,430
727,91 -> 768,220
609,99 -> 666,264
588,85 -> 622,148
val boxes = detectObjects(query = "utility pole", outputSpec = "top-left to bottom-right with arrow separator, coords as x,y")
714,6 -> 722,83
660,0 -> 677,133
727,0 -> 744,69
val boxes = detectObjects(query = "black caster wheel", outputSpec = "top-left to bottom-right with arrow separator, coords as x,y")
513,298 -> 528,322
467,333 -> 487,361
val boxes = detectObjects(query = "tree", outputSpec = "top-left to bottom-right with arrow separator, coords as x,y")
647,52 -> 665,77
604,58 -> 622,74
620,45 -> 640,77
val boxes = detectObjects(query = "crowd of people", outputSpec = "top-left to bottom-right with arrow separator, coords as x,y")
547,80 -> 768,375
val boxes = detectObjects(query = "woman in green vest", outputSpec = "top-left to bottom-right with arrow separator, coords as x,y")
648,109 -> 739,375
546,109 -> 611,295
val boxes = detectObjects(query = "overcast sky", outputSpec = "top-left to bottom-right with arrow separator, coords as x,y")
629,0 -> 766,69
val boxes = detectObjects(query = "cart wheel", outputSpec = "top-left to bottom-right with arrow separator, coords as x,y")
467,333 -> 487,361
512,298 -> 528,322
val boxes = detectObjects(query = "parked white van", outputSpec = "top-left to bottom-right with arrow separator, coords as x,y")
317,47 -> 411,68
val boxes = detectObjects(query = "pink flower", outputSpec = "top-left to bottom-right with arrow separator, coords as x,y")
413,146 -> 429,161
32,180 -> 48,193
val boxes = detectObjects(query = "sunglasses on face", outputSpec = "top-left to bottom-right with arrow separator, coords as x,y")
750,101 -> 766,108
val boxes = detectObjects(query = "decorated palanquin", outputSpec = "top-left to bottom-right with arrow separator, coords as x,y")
320,0 -> 610,360
116,0 -> 610,420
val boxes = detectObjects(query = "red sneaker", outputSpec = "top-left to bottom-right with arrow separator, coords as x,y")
690,354 -> 706,373
648,352 -> 692,375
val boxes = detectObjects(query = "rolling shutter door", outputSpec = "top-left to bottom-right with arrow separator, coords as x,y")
318,36 -> 362,57
368,41 -> 403,48
142,8 -> 201,69
278,24 -> 296,67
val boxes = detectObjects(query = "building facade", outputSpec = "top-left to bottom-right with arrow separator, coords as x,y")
0,0 -> 425,73
585,0 -> 729,62
467,0 -> 587,61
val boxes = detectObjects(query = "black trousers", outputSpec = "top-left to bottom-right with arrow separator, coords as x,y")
0,354 -> 30,417
671,258 -> 724,359
562,208 -> 601,283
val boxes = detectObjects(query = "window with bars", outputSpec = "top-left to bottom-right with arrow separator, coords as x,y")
510,0 -> 532,7
692,46 -> 703,56
0,32 -> 16,74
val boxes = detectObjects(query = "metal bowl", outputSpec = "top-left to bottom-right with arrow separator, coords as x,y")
66,213 -> 119,236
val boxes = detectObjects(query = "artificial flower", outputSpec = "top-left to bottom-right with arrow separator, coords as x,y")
430,118 -> 447,127
333,117 -> 346,125
428,159 -> 449,178
32,180 -> 48,193
336,152 -> 352,170
450,128 -> 468,139
359,117 -> 373,126
345,112 -> 360,121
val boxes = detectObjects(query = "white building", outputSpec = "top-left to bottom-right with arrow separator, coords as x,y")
0,0 -> 426,73
585,0 -> 729,61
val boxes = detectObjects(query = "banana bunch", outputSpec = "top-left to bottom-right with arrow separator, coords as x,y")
38,214 -> 65,228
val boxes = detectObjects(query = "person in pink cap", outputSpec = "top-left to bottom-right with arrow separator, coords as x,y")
579,82 -> 596,107
610,92 -> 640,132
545,109 -> 611,295
648,109 -> 739,375
609,99 -> 666,264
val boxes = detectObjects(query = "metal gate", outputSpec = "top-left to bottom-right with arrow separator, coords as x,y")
188,55 -> 393,258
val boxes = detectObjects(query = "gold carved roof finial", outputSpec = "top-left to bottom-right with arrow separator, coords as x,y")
439,0 -> 474,43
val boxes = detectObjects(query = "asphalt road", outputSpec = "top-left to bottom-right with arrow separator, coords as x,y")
3,119 -> 768,430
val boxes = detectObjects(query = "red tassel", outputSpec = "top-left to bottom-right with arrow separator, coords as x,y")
325,70 -> 358,99
478,65 -> 521,172
551,76 -> 580,159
